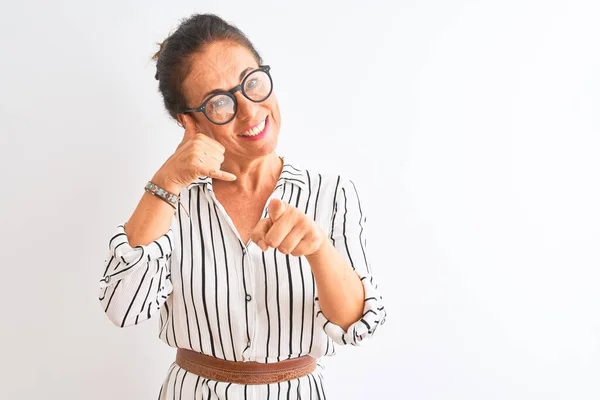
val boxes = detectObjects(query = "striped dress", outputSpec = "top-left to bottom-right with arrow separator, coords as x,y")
98,158 -> 386,399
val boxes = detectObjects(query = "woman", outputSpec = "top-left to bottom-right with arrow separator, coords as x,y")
99,13 -> 386,399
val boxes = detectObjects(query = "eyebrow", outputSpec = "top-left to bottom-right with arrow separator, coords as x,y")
201,67 -> 255,101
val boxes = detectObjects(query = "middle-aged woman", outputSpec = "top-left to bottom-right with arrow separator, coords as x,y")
98,13 -> 386,400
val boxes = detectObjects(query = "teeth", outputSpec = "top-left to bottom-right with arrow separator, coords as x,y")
241,119 -> 266,136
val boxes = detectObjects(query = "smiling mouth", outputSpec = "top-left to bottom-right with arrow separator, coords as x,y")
238,117 -> 267,137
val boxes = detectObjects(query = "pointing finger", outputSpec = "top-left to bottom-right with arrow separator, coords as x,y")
250,218 -> 272,251
267,198 -> 287,223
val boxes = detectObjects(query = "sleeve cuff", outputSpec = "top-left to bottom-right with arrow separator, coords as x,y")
99,224 -> 174,288
314,270 -> 386,346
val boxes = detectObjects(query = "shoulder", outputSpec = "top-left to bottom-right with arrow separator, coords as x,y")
281,156 -> 360,197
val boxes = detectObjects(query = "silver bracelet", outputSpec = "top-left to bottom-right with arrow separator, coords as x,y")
144,181 -> 179,209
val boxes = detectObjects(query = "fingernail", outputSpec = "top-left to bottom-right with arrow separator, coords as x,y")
257,240 -> 267,251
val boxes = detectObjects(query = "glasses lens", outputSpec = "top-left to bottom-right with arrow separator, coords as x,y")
243,70 -> 272,102
205,93 -> 236,124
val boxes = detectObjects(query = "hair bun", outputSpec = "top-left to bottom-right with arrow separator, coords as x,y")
152,39 -> 168,61
153,39 -> 168,80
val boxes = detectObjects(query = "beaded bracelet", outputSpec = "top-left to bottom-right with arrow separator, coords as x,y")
145,181 -> 179,208
144,181 -> 190,217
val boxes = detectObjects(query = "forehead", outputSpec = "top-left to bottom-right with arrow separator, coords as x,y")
182,41 -> 259,102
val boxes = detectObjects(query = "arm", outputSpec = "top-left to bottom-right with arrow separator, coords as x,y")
98,173 -> 180,328
311,177 -> 386,346
250,176 -> 387,346
306,240 -> 364,331
99,225 -> 174,327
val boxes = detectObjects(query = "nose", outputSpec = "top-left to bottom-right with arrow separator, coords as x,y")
235,91 -> 259,122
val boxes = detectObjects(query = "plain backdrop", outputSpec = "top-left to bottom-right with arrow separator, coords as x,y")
1,0 -> 599,399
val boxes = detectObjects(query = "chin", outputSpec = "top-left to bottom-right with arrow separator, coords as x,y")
257,136 -> 278,156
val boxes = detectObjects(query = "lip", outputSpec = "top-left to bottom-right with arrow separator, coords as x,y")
238,116 -> 269,141
240,118 -> 266,134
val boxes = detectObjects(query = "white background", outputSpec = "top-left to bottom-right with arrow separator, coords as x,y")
1,0 -> 599,399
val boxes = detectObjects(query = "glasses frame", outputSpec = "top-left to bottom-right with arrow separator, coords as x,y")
182,65 -> 273,125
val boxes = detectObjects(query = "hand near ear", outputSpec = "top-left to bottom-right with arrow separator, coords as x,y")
153,114 -> 236,190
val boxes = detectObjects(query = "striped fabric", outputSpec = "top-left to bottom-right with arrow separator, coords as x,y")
98,158 -> 386,399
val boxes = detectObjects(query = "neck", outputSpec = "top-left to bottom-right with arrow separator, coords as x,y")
218,152 -> 282,192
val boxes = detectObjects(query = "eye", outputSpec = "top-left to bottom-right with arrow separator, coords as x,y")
246,78 -> 259,90
211,98 -> 227,109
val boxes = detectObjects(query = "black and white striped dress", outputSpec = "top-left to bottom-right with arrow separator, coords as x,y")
98,158 -> 386,399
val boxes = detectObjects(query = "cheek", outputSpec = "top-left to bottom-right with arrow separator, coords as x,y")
210,125 -> 236,141
188,115 -> 213,137
266,96 -> 281,122
196,118 -> 231,141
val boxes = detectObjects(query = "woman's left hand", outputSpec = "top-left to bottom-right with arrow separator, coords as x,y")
250,198 -> 327,256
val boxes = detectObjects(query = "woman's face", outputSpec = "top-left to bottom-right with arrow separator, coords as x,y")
179,41 -> 281,161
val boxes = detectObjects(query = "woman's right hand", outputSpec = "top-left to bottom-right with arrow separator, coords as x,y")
153,114 -> 237,192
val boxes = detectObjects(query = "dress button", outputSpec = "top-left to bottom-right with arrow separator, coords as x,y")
246,294 -> 252,302
104,276 -> 111,283
242,248 -> 247,255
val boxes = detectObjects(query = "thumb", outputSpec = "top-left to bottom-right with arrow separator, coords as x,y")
250,218 -> 272,251
180,114 -> 197,142
267,198 -> 287,223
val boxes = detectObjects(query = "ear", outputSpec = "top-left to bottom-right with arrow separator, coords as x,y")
176,114 -> 185,127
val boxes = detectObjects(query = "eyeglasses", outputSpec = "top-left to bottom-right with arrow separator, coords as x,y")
183,65 -> 273,125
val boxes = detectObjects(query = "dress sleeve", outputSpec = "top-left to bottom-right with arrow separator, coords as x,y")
314,177 -> 387,346
98,224 -> 174,327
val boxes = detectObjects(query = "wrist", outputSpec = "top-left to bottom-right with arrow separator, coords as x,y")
305,233 -> 331,265
151,171 -> 182,196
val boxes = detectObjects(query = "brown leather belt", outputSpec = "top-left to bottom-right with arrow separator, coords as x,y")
176,348 -> 317,385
